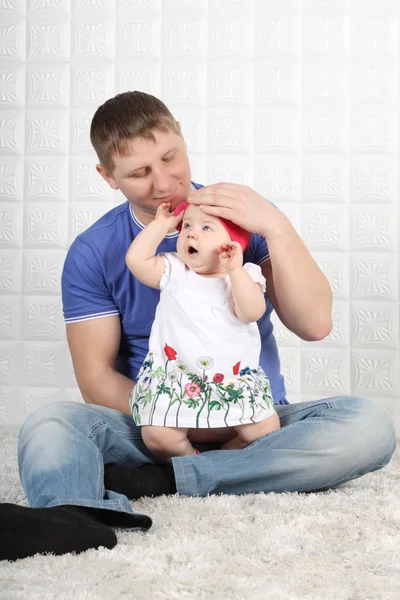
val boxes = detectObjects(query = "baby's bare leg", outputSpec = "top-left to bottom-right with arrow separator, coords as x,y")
141,425 -> 196,462
221,413 -> 281,450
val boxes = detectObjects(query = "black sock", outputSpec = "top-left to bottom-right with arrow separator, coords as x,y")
82,506 -> 152,530
104,464 -> 177,500
0,503 -> 116,562
0,503 -> 151,562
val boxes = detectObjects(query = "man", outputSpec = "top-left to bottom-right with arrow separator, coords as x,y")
0,91 -> 395,562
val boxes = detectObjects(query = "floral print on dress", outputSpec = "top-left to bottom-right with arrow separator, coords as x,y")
132,343 -> 273,428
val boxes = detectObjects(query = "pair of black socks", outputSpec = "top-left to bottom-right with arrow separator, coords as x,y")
0,463 -> 175,562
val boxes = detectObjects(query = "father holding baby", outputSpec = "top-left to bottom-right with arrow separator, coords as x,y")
0,91 -> 395,562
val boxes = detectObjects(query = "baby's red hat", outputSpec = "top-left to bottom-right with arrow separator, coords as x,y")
173,201 -> 250,252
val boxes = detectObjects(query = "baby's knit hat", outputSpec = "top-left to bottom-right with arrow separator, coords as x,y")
173,201 -> 251,252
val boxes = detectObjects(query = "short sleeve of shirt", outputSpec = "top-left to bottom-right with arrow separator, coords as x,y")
62,237 -> 119,323
250,234 -> 270,267
159,252 -> 185,291
243,263 -> 267,293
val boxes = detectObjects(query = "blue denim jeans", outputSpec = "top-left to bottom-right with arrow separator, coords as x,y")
18,396 -> 396,517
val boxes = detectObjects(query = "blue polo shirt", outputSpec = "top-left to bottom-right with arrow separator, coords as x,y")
62,182 -> 288,405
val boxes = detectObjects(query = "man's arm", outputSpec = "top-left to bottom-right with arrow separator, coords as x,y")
66,315 -> 134,414
261,218 -> 332,342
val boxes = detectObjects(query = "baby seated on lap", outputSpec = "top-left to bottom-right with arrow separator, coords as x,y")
126,200 -> 280,461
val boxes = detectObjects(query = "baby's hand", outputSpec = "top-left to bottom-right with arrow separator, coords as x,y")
155,202 -> 183,232
218,242 -> 243,273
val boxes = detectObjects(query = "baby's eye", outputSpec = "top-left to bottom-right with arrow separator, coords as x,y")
202,225 -> 212,231
183,222 -> 191,229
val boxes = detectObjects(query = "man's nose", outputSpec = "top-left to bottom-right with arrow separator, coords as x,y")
152,166 -> 170,192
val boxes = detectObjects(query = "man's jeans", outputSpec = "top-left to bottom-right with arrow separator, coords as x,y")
18,397 -> 396,518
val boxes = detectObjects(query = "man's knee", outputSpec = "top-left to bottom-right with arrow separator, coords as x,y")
17,402 -> 87,479
17,402 -> 102,465
355,398 -> 396,466
331,396 -> 396,468
19,401 -> 78,444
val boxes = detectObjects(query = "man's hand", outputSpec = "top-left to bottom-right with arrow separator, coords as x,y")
187,183 -> 287,239
218,241 -> 243,273
155,202 -> 183,233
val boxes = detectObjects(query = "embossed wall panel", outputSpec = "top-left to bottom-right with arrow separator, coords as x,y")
0,0 -> 399,435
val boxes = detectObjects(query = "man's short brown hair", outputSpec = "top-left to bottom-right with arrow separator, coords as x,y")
90,91 -> 181,171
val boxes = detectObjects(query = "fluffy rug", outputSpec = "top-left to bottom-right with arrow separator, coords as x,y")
0,427 -> 399,600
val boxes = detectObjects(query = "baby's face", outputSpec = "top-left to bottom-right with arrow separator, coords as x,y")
176,205 -> 231,275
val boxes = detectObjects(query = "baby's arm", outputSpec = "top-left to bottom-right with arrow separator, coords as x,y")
219,241 -> 266,322
229,268 -> 266,322
126,202 -> 183,289
126,220 -> 168,289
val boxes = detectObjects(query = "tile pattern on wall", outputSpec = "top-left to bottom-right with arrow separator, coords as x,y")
0,0 -> 399,433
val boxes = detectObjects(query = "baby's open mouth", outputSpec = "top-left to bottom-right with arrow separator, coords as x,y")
188,246 -> 198,254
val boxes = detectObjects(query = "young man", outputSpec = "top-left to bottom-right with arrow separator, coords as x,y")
0,91 -> 395,562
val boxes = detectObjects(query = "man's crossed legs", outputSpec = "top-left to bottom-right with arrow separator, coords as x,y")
0,397 -> 395,561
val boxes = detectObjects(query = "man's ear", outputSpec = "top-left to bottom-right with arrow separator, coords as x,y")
96,164 -> 119,190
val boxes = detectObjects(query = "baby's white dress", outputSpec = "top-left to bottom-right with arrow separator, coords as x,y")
130,253 -> 276,429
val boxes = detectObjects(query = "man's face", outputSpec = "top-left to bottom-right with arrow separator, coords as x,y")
97,128 -> 192,225
176,205 -> 231,275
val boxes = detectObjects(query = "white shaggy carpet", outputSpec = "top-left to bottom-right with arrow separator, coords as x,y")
0,428 -> 399,600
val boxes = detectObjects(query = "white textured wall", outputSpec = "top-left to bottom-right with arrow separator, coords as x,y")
0,0 -> 399,435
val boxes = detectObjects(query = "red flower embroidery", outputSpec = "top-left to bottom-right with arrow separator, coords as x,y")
164,344 -> 177,360
233,361 -> 241,375
213,373 -> 224,383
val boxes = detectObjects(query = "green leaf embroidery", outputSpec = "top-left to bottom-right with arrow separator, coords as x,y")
153,367 -> 165,379
209,401 -> 222,411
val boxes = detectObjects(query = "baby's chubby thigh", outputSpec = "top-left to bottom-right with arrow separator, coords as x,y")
235,413 -> 281,445
221,413 -> 281,450
141,425 -> 191,458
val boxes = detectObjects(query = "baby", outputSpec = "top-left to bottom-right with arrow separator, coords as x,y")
126,200 -> 280,461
